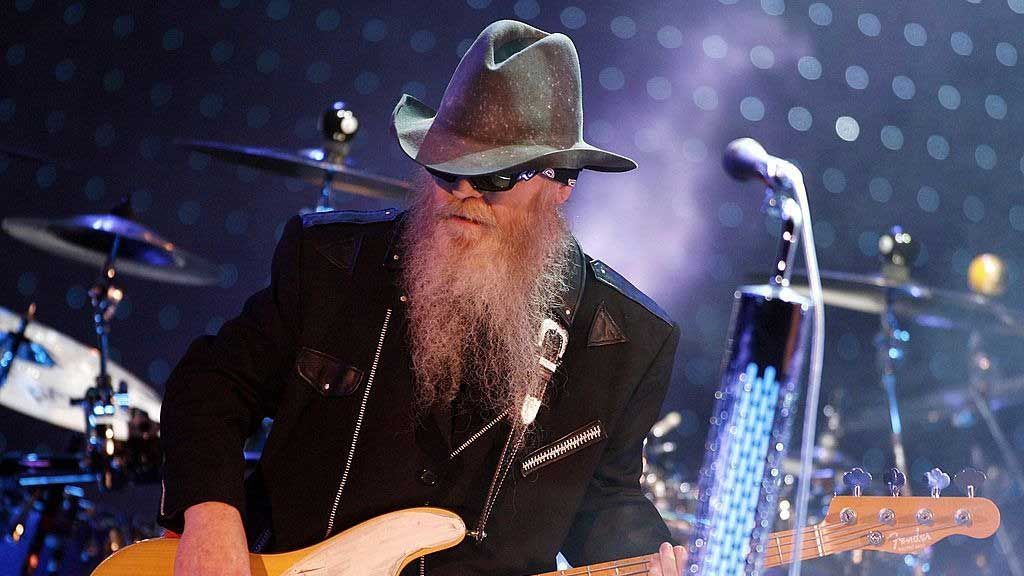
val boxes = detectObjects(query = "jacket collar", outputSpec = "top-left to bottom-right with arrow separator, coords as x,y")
383,214 -> 586,329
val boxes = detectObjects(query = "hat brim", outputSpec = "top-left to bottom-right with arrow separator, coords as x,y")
391,94 -> 637,175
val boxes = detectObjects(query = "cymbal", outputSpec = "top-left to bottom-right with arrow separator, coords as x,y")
3,214 -> 221,286
178,139 -> 411,201
0,306 -> 161,439
786,270 -> 1024,334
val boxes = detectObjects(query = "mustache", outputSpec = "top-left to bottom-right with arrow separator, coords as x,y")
435,198 -> 497,227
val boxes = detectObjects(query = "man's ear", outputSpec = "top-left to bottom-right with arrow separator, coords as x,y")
552,182 -> 573,205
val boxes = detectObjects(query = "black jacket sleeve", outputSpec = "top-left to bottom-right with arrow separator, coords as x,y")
157,215 -> 303,533
560,322 -> 681,564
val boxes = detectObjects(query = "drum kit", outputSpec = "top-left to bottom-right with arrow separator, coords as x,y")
643,229 -> 1024,574
0,103 -> 411,575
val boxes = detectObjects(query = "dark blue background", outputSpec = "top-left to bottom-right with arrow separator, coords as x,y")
2,0 -> 1023,570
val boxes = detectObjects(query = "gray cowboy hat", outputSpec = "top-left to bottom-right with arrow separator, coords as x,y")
391,19 -> 636,176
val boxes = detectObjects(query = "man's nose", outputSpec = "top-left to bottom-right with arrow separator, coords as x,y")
450,179 -> 483,200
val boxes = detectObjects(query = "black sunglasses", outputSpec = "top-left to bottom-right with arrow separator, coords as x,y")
427,167 -> 579,192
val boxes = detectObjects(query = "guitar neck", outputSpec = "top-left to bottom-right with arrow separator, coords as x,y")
531,524 -> 850,575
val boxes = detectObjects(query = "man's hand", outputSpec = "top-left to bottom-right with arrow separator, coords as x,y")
175,501 -> 251,576
647,542 -> 688,576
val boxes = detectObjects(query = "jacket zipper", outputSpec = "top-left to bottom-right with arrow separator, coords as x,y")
323,308 -> 393,538
448,409 -> 509,460
520,422 -> 604,476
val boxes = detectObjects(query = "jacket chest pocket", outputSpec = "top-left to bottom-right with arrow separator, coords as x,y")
295,347 -> 365,397
520,420 -> 606,477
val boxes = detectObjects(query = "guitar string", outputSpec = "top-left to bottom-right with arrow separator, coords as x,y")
773,520 -> 961,560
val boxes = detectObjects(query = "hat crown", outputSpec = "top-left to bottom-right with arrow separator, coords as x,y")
431,20 -> 584,152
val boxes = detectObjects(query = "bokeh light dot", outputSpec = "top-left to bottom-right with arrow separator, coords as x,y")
467,0 -> 491,8
266,0 -> 290,21
0,99 -> 14,123
55,59 -> 76,82
456,38 -> 474,58
206,317 -> 225,335
247,105 -> 271,128
66,285 -> 88,309
951,31 -> 974,56
139,135 -> 162,160
869,177 -> 893,203
400,81 -> 427,101
835,116 -> 860,141
880,125 -> 904,150
199,94 -> 224,118
963,195 -> 986,222
702,35 -> 728,59
693,86 -> 718,110
113,14 -> 135,38
306,61 -> 331,84
225,210 -> 249,235
658,26 -> 684,49
586,119 -> 614,144
363,19 -> 388,42
1010,0 -> 1024,14
178,200 -> 202,225
857,13 -> 881,37
315,9 -> 340,31
218,264 -> 239,289
133,189 -> 153,212
560,6 -> 587,29
815,221 -> 835,248
797,56 -> 822,80
904,23 -> 927,46
513,0 -> 540,20
188,151 -> 210,171
845,65 -> 869,90
1009,206 -> 1024,231
822,168 -> 846,193
35,165 -> 56,188
17,272 -> 37,296
84,176 -> 106,201
807,2 -> 832,25
646,76 -> 672,101
103,68 -> 124,92
996,42 -> 1018,66
610,16 -> 637,39
148,360 -> 171,385
858,230 -> 880,257
787,107 -> 812,131
220,0 -> 240,8
975,144 -> 997,170
892,75 -> 916,100
599,67 -> 625,91
257,49 -> 281,74
718,202 -> 744,228
6,44 -> 26,66
410,30 -> 436,53
761,0 -> 785,16
917,186 -> 940,213
210,40 -> 234,63
750,45 -> 775,69
94,123 -> 115,147
740,96 -> 765,121
938,85 -> 961,110
985,95 -> 1008,119
681,138 -> 707,162
64,3 -> 84,25
927,135 -> 950,160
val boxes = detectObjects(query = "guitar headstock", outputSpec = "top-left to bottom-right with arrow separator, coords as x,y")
823,495 -> 1000,554
821,467 -> 1001,556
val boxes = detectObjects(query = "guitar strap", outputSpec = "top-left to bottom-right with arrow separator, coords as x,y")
469,318 -> 569,543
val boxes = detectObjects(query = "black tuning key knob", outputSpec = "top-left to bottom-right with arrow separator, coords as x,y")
925,468 -> 951,498
954,468 -> 987,498
843,468 -> 873,496
884,468 -> 906,496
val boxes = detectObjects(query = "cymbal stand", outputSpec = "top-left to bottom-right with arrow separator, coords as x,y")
968,331 -> 1024,576
0,303 -> 35,389
76,234 -> 126,491
876,291 -> 910,494
314,101 -> 359,213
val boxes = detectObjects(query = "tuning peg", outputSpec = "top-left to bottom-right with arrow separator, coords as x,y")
843,467 -> 872,496
925,467 -> 951,498
884,468 -> 906,496
954,468 -> 986,498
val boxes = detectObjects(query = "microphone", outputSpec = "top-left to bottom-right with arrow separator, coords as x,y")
722,137 -> 781,184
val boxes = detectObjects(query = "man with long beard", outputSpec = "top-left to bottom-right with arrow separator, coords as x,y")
159,20 -> 684,576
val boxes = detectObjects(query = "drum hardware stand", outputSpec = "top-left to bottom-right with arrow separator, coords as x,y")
0,303 -> 36,389
315,102 -> 359,212
967,332 -> 1024,576
70,198 -> 133,491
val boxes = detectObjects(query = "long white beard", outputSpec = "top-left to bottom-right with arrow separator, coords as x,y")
401,173 -> 573,418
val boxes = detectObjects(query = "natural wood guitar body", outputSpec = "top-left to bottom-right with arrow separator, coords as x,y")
91,507 -> 466,576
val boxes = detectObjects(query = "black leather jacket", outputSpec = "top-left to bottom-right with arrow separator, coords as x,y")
158,209 -> 680,575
